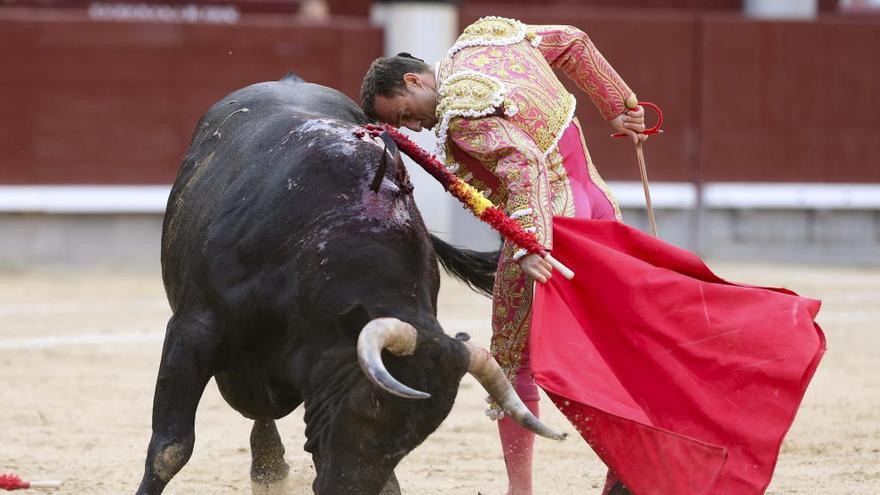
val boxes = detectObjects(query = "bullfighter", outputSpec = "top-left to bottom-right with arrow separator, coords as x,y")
360,16 -> 645,495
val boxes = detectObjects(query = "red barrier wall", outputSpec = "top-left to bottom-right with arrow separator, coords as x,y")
461,6 -> 879,183
464,0 -> 742,10
1,5 -> 877,186
700,15 -> 879,182
0,9 -> 381,184
463,0 -> 842,12
0,0 -> 372,17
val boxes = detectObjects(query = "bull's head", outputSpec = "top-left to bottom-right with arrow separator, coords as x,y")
356,317 -> 567,441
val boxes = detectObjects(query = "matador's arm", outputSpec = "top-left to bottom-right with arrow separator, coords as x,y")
448,115 -> 553,259
531,25 -> 638,121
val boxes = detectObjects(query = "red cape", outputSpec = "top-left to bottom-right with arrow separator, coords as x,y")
531,218 -> 825,495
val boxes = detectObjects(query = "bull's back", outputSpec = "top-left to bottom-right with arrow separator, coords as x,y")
161,78 -> 376,307
166,77 -> 367,221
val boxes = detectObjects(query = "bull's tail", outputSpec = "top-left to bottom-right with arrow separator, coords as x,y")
430,234 -> 499,298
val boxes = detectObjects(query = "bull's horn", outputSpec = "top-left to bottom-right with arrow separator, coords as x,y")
357,318 -> 431,399
463,341 -> 567,441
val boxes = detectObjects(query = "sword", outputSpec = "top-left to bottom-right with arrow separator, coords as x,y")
612,101 -> 664,237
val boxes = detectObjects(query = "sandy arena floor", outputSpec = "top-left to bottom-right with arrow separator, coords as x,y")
0,262 -> 878,494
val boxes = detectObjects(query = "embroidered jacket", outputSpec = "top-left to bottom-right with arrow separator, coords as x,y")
436,16 -> 635,255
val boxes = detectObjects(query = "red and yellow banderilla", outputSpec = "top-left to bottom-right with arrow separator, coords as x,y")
358,124 -> 575,280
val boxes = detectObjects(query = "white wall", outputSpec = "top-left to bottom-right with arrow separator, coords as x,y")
744,0 -> 818,18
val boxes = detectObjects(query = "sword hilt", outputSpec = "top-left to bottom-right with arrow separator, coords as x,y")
611,101 -> 663,138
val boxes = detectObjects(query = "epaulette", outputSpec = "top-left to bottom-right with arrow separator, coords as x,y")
436,70 -> 505,120
434,70 -> 515,168
448,16 -> 541,58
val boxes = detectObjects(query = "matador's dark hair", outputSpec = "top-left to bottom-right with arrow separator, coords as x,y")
360,52 -> 431,121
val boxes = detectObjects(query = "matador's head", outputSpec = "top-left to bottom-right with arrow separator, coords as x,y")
360,53 -> 439,132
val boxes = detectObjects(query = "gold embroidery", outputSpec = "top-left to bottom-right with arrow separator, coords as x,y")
534,25 -> 636,121
470,54 -> 492,68
491,239 -> 534,384
436,71 -> 505,121
547,149 -> 576,218
444,42 -> 576,158
625,94 -> 638,109
449,16 -> 527,57
435,71 -> 508,169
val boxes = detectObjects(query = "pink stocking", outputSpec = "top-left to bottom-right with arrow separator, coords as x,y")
498,399 -> 539,495
498,341 -> 540,495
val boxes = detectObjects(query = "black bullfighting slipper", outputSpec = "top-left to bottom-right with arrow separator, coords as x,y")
608,481 -> 632,495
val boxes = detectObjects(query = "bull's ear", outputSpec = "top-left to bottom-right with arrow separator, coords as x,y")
336,303 -> 373,341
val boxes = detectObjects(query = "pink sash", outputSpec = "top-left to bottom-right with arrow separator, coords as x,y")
557,122 -> 616,221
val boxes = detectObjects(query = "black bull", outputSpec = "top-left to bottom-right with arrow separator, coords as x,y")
137,76 -> 564,495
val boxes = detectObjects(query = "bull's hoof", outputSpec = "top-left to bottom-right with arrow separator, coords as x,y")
251,474 -> 295,495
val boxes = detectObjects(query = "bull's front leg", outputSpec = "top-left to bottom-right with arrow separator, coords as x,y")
250,419 -> 293,495
136,312 -> 223,495
378,472 -> 401,495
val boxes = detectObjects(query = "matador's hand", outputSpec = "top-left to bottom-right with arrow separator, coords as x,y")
610,105 -> 648,144
518,253 -> 553,283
